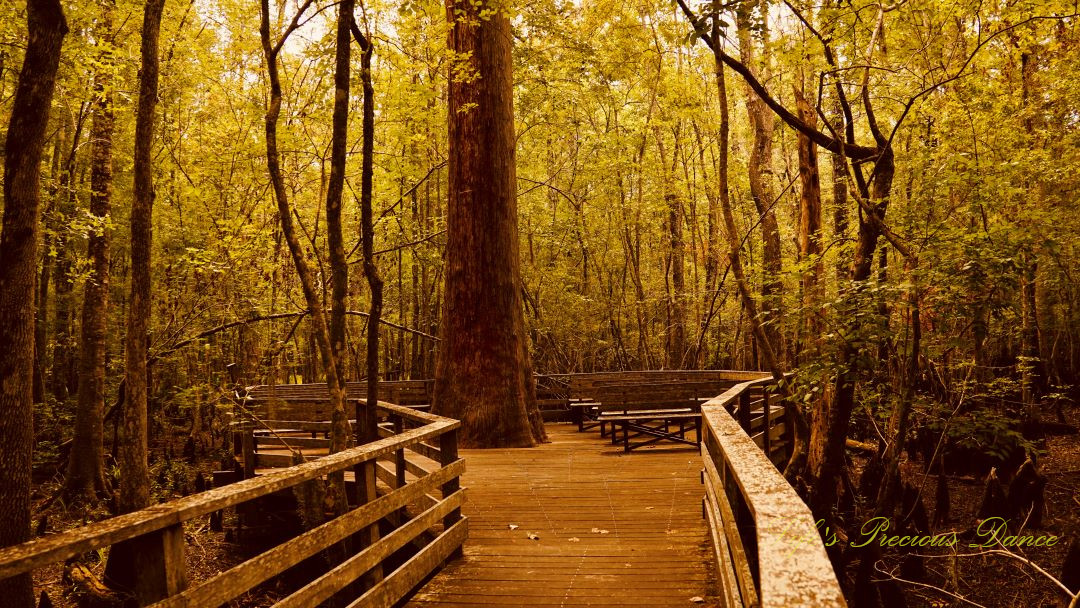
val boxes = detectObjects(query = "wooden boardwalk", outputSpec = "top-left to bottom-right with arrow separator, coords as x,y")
406,423 -> 718,607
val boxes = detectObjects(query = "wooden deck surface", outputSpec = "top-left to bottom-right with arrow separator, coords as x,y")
405,423 -> 718,607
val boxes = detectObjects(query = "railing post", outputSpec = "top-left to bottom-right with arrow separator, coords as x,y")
107,523 -> 187,606
737,391 -> 751,432
392,414 -> 406,489
761,391 -> 771,456
241,423 -> 255,479
440,427 -> 463,560
354,402 -> 384,588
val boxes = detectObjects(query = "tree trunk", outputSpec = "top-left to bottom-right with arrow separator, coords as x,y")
0,2 -> 67,606
655,131 -> 687,369
807,150 -> 895,516
795,87 -> 823,347
353,23 -> 383,446
323,1 -> 355,519
326,0 -> 352,389
1019,51 -> 1046,414
65,0 -> 114,505
117,0 -> 164,516
667,192 -> 687,368
105,0 -> 164,591
736,0 -> 783,365
260,0 -> 350,510
434,0 -> 542,447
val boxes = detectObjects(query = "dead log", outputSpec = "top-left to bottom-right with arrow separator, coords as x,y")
63,563 -> 124,608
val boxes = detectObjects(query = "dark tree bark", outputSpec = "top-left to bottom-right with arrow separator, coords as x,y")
117,0 -> 164,515
1018,50 -> 1047,413
326,0 -> 352,387
106,0 -> 163,590
655,131 -> 687,369
0,1 -> 67,606
795,87 -> 823,344
434,0 -> 544,447
64,0 -> 115,505
351,21 -> 383,447
707,14 -> 785,390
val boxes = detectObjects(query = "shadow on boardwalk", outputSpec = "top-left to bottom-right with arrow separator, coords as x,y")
406,423 -> 718,607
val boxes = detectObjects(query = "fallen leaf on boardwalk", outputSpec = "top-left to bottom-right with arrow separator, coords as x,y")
590,527 -> 601,533
567,537 -> 580,542
645,506 -> 654,510
508,524 -> 519,530
689,596 -> 705,603
599,529 -> 610,534
527,532 -> 540,540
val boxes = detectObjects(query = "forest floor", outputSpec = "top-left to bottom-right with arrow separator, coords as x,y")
885,404 -> 1080,608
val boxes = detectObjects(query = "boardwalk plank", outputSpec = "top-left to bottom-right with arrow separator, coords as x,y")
404,424 -> 718,608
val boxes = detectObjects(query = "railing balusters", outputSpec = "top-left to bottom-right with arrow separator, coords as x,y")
737,390 -> 751,431
761,391 -> 771,456
0,402 -> 464,608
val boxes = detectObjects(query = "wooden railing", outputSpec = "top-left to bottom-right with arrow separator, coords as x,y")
0,402 -> 466,607
701,376 -> 846,607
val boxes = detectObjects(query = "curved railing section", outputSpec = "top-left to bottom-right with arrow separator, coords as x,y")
701,376 -> 846,607
0,402 -> 465,607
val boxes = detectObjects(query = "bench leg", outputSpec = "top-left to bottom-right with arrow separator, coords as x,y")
623,422 -> 630,452
695,416 -> 702,445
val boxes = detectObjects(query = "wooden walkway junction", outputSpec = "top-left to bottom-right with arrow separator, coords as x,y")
0,371 -> 846,607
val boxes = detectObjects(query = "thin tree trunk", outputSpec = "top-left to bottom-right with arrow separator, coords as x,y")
351,21 -> 382,446
0,2 -> 67,606
105,0 -> 164,591
117,0 -> 164,516
1019,51 -> 1046,414
260,0 -> 349,510
710,13 -> 786,386
434,0 -> 542,447
875,257 -> 920,515
325,0 -> 353,478
65,0 -> 114,505
655,130 -> 687,369
795,87 -> 823,348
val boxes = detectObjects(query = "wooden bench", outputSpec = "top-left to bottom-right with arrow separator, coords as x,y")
568,377 -> 753,439
578,379 -> 763,451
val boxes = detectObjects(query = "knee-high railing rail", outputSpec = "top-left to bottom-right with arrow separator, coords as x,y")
0,403 -> 466,608
701,377 -> 846,607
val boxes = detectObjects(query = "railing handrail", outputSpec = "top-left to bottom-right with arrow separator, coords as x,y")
0,403 -> 460,581
701,376 -> 846,608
